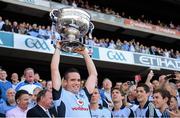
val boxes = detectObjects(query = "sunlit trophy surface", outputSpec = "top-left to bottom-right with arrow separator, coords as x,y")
50,7 -> 94,53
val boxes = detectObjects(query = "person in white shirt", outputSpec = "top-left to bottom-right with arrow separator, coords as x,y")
6,90 -> 30,118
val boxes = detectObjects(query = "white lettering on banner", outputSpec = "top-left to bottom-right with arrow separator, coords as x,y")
156,26 -> 176,35
137,54 -> 180,69
157,58 -> 180,69
99,48 -> 134,64
0,38 -> 3,45
13,33 -> 54,54
139,56 -> 156,65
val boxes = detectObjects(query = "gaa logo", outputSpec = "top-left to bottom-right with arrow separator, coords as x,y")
25,38 -> 50,51
107,50 -> 127,61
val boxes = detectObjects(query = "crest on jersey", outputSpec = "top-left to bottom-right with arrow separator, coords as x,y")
76,99 -> 84,107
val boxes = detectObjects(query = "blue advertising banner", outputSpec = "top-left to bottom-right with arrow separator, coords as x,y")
0,32 -> 14,47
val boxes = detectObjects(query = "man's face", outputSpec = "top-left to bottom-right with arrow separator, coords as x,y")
18,94 -> 30,110
90,88 -> 100,104
136,87 -> 149,103
153,92 -> 166,109
169,97 -> 178,110
129,85 -> 137,98
42,91 -> 53,109
65,72 -> 81,94
0,70 -> 7,81
6,89 -> 16,101
24,69 -> 34,83
152,80 -> 159,89
176,82 -> 180,89
112,89 -> 124,103
11,73 -> 19,82
103,79 -> 112,90
121,82 -> 129,91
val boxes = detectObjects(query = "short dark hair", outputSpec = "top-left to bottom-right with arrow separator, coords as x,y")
111,87 -> 126,96
36,89 -> 50,103
15,90 -> 29,101
153,89 -> 171,105
137,83 -> 150,93
64,68 -> 80,80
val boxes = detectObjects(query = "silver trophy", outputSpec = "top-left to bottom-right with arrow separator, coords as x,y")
50,7 -> 94,52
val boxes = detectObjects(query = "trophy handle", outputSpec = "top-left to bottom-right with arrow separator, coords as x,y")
49,9 -> 59,23
88,22 -> 94,39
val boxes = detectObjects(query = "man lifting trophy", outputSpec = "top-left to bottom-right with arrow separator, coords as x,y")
50,7 -> 94,53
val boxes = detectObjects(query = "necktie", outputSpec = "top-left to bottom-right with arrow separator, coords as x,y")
45,110 -> 51,118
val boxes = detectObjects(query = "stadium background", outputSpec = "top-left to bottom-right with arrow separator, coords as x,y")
0,0 -> 180,86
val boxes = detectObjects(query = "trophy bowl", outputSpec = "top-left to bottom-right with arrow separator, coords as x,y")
50,7 -> 94,52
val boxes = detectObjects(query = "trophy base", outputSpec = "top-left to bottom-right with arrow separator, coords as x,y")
61,40 -> 85,53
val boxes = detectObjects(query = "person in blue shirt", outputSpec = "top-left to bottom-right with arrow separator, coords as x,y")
0,69 -> 12,100
51,41 -> 98,117
0,88 -> 16,116
90,87 -> 112,118
153,88 -> 171,118
111,87 -> 135,117
15,68 -> 42,95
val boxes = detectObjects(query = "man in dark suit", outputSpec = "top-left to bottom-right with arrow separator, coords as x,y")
27,89 -> 57,118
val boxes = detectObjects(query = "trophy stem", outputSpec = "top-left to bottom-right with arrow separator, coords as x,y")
67,34 -> 76,42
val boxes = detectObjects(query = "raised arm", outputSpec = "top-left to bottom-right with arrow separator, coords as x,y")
145,70 -> 154,87
76,49 -> 98,94
84,50 -> 98,94
51,43 -> 61,91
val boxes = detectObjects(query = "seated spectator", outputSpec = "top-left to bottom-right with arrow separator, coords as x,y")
0,69 -> 12,100
10,73 -> 19,89
0,88 -> 16,115
0,89 -> 5,115
129,41 -> 135,52
18,23 -> 27,34
38,25 -> 49,39
6,90 -> 30,118
27,23 -> 39,37
90,87 -> 112,117
12,21 -> 19,33
1,19 -> 12,32
108,40 -> 116,49
0,16 -> 5,30
15,68 -> 42,94
121,40 -> 129,51
115,39 -> 122,50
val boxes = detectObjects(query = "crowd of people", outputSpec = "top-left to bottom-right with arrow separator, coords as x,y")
0,39 -> 180,117
53,0 -> 180,31
1,15 -> 180,59
0,1 -> 180,117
